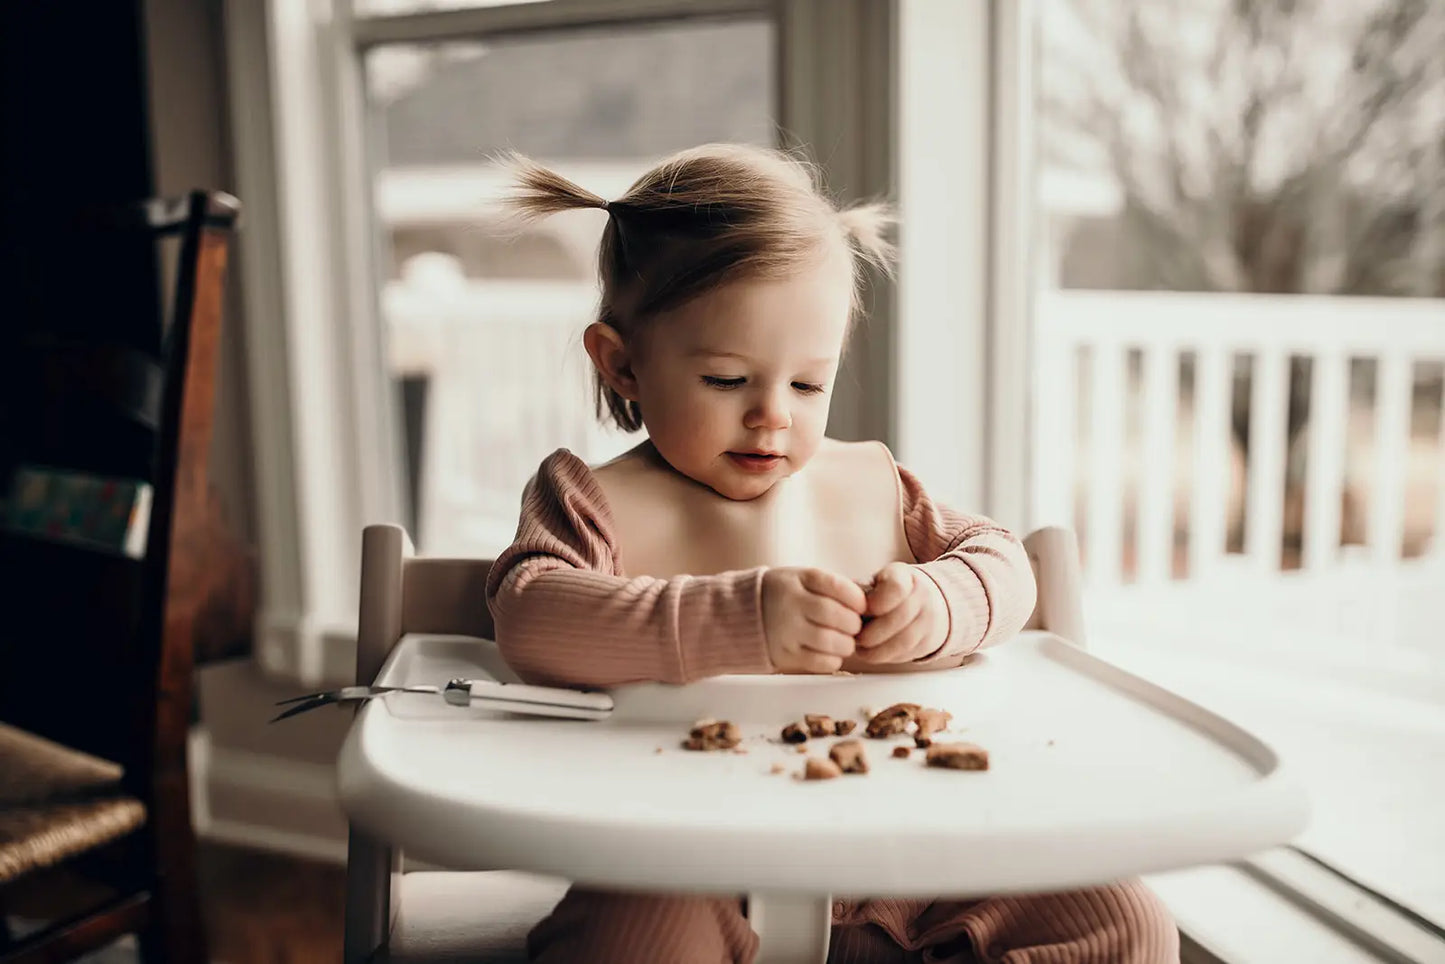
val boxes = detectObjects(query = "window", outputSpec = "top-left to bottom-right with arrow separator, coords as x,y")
1031,0 -> 1445,933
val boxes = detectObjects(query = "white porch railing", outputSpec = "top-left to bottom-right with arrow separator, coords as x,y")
1032,289 -> 1445,655
383,278 -> 632,556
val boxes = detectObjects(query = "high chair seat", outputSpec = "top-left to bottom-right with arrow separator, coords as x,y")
379,870 -> 569,963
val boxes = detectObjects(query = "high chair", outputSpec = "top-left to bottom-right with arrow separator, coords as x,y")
342,524 -> 1084,964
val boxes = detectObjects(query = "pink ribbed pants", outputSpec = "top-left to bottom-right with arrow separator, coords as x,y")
527,879 -> 1179,963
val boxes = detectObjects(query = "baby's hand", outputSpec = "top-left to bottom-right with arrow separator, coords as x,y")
854,562 -> 948,663
761,568 -> 866,674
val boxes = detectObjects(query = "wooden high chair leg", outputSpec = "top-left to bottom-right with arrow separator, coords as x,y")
136,774 -> 205,964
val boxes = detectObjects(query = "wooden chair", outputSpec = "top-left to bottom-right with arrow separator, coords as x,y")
341,523 -> 1085,962
0,190 -> 240,964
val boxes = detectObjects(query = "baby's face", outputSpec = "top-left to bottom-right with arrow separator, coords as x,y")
631,248 -> 853,501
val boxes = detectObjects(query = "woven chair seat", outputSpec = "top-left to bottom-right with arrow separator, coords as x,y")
0,722 -> 147,883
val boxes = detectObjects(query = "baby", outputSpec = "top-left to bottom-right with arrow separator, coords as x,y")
485,144 -> 1178,963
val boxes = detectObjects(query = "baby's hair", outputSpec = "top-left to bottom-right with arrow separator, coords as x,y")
499,143 -> 895,432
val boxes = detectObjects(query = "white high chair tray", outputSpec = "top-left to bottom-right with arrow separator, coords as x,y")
337,630 -> 1308,898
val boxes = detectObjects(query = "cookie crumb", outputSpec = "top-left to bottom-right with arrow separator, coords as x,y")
780,722 -> 809,744
794,744 -> 808,754
804,757 -> 843,780
1047,739 -> 1055,747
834,719 -> 857,737
865,703 -> 921,738
654,747 -> 663,754
770,763 -> 786,774
891,746 -> 912,759
925,742 -> 989,771
682,720 -> 742,751
916,708 -> 953,740
804,714 -> 835,738
733,747 -> 749,755
829,739 -> 869,774
914,735 -> 933,748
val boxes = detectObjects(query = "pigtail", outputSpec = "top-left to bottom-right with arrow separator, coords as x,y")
496,150 -> 610,221
837,201 -> 898,278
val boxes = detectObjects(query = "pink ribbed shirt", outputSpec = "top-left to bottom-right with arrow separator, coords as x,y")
485,448 -> 1037,688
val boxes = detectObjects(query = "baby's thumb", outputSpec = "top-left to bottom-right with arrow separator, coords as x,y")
866,563 -> 909,614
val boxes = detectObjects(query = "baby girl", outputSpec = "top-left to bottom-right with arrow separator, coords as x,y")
485,144 -> 1178,963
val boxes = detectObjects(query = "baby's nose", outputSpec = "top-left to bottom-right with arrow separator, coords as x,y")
746,393 -> 792,429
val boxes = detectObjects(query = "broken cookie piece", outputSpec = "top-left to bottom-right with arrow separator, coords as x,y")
834,719 -> 857,737
891,746 -> 912,759
682,720 -> 743,751
925,742 -> 989,771
828,739 -> 869,774
780,722 -> 809,744
803,757 -> 843,780
865,703 -> 922,738
916,708 -> 953,739
804,714 -> 835,738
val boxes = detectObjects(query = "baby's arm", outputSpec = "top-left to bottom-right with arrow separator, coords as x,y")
485,451 -> 773,688
896,464 -> 1038,666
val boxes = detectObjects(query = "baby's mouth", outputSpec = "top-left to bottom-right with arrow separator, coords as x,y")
727,452 -> 784,471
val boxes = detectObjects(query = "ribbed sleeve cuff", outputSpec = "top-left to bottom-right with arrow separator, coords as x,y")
677,567 -> 774,679
911,560 -> 989,662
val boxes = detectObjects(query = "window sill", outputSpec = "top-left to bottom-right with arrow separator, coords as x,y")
1153,854 -> 1445,963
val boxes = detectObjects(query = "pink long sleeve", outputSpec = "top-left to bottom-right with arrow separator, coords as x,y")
484,450 -> 774,688
896,465 -> 1038,665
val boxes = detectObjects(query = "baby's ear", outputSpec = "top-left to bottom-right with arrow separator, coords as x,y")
583,322 -> 639,400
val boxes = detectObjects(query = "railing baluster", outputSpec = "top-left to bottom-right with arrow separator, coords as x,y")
1436,371 -> 1445,561
1138,343 -> 1178,583
1031,337 -> 1077,529
1303,351 -> 1348,570
1190,346 -> 1231,578
1245,350 -> 1288,571
1371,353 -> 1413,565
1086,342 -> 1126,585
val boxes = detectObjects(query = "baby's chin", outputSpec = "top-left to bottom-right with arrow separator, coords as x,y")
705,476 -> 783,502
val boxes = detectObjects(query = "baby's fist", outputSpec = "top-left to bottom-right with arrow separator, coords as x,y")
855,562 -> 948,663
761,567 -> 866,674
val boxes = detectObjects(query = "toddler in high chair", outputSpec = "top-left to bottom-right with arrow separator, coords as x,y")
484,144 -> 1178,964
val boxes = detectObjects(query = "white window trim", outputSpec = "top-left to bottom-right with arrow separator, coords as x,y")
225,0 -> 396,686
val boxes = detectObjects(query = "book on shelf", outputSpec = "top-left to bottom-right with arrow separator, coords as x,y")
3,465 -> 152,558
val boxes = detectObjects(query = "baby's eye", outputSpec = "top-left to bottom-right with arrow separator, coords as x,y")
702,376 -> 745,390
792,381 -> 827,395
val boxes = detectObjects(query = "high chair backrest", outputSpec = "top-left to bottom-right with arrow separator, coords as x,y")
355,523 -> 496,690
348,523 -> 498,963
1021,526 -> 1086,647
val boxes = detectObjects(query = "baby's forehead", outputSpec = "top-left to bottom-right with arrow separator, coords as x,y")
669,314 -> 845,369
657,265 -> 852,360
